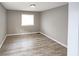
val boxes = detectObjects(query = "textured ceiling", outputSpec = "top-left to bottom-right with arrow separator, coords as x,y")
2,2 -> 67,12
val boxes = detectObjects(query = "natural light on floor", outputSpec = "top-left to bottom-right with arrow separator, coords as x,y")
21,14 -> 34,26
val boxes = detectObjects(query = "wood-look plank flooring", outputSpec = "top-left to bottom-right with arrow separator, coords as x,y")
0,33 -> 67,56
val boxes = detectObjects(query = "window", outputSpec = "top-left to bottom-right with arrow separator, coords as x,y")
21,14 -> 34,26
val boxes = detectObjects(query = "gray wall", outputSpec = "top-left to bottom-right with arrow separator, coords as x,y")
0,4 -> 7,47
7,11 -> 40,34
40,5 -> 68,47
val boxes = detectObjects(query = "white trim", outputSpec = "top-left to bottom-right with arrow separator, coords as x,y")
40,32 -> 67,48
0,34 -> 7,48
7,32 -> 40,36
3,32 -> 67,48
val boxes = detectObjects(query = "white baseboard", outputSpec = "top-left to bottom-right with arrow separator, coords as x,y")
7,32 -> 40,36
0,32 -> 39,48
0,34 -> 7,48
1,32 -> 67,48
40,32 -> 67,48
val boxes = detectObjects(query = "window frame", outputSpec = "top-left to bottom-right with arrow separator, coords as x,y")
21,14 -> 35,26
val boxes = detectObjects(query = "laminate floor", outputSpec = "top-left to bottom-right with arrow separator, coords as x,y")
0,33 -> 67,56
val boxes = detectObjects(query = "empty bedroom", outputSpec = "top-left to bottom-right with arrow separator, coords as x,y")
0,2 -> 68,56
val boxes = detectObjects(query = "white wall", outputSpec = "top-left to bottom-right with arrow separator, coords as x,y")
0,3 -> 7,48
68,2 -> 79,56
7,10 -> 40,34
40,5 -> 68,47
